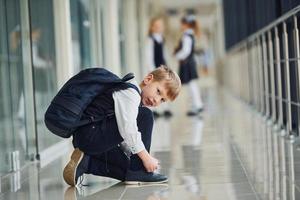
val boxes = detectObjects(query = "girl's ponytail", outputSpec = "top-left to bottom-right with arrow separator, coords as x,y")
192,20 -> 200,37
181,15 -> 200,37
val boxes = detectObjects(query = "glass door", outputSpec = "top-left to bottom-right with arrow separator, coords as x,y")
0,0 -> 28,175
70,0 -> 92,72
29,0 -> 60,153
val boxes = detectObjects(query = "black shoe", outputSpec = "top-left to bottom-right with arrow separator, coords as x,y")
186,108 -> 204,116
125,170 -> 168,185
63,148 -> 89,186
163,110 -> 173,118
198,107 -> 204,113
153,111 -> 161,118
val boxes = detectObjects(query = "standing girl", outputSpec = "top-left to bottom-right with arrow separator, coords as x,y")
174,15 -> 203,116
145,17 -> 172,117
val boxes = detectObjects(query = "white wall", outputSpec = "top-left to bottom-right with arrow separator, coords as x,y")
102,0 -> 121,75
53,0 -> 74,88
89,0 -> 121,76
122,0 -> 140,79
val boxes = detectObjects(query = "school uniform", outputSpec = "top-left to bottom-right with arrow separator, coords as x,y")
175,29 -> 198,84
145,34 -> 172,116
145,33 -> 167,72
72,79 -> 153,180
175,29 -> 203,111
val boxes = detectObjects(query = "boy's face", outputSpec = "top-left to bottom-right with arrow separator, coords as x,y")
141,74 -> 169,107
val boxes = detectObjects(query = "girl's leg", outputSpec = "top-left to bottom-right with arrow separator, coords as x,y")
187,80 -> 203,111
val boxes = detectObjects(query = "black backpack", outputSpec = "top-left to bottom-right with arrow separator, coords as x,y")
44,67 -> 138,138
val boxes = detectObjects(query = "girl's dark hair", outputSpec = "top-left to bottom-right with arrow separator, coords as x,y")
181,15 -> 200,37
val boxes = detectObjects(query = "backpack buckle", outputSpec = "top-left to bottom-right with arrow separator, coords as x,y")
107,112 -> 114,117
90,116 -> 95,122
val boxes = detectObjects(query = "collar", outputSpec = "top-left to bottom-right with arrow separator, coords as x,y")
184,29 -> 194,35
151,33 -> 163,43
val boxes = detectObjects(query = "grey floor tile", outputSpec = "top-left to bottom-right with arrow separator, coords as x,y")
0,87 -> 293,199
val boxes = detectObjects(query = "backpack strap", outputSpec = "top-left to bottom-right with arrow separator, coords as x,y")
108,81 -> 142,110
122,73 -> 135,82
125,82 -> 141,95
125,82 -> 143,107
120,73 -> 140,95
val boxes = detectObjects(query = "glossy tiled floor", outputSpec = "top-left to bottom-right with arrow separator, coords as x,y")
0,85 -> 288,200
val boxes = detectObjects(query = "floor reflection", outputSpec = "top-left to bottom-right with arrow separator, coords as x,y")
152,116 -> 172,177
180,117 -> 203,197
64,183 -> 169,200
4,87 -> 294,200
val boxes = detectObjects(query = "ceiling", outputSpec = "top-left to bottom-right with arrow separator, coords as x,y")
157,0 -> 221,7
154,0 -> 221,16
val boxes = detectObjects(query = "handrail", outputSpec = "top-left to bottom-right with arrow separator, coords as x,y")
227,5 -> 300,53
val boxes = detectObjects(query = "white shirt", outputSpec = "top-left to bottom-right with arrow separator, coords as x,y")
112,79 -> 145,154
144,33 -> 166,74
175,29 -> 194,61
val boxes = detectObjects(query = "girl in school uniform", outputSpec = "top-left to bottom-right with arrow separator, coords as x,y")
174,15 -> 204,116
145,17 -> 172,117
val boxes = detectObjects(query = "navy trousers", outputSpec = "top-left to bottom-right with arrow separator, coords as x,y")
72,107 -> 154,181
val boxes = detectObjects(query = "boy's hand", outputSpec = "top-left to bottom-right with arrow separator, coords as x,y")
137,150 -> 159,172
143,155 -> 159,172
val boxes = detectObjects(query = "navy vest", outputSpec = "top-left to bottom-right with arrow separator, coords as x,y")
174,33 -> 195,62
73,83 -> 140,154
151,36 -> 166,68
82,83 -> 140,120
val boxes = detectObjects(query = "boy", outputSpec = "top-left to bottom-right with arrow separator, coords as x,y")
63,65 -> 181,186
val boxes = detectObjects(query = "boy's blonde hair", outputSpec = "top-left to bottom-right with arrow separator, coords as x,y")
150,65 -> 181,101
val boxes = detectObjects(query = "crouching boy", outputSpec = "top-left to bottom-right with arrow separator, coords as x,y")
63,65 -> 181,186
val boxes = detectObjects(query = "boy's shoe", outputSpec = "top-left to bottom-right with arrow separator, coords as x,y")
187,108 -> 204,116
124,170 -> 168,185
63,148 -> 88,186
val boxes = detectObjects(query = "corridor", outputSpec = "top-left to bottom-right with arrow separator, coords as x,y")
1,0 -> 300,199
2,84 -> 296,200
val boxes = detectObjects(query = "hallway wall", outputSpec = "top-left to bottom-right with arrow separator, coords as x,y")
220,4 -> 300,199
